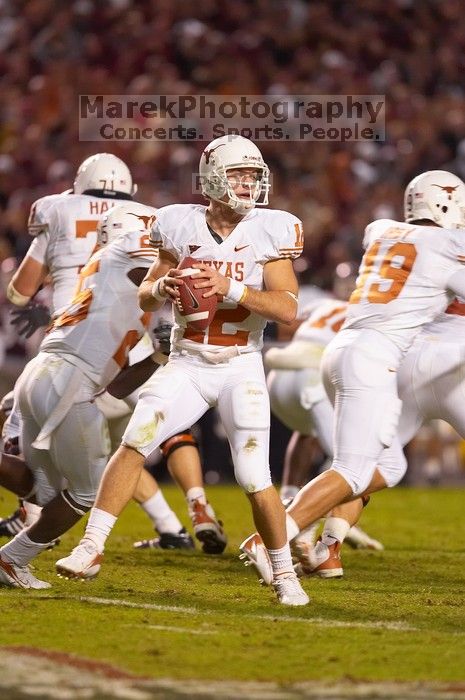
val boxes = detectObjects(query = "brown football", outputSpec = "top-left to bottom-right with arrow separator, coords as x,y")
175,257 -> 218,331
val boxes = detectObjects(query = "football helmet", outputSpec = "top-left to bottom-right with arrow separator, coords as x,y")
97,202 -> 157,246
199,135 -> 270,215
404,170 -> 465,229
74,153 -> 136,198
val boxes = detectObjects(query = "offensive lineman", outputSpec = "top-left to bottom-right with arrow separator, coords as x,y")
56,134 -> 310,606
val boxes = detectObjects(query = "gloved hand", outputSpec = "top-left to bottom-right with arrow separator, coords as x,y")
10,302 -> 52,339
153,320 -> 173,355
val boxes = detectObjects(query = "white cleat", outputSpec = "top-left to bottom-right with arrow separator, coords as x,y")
272,573 -> 310,606
239,533 -> 273,586
55,541 -> 103,580
345,525 -> 384,551
0,555 -> 51,589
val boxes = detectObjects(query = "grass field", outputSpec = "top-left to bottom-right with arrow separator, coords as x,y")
1,484 -> 465,694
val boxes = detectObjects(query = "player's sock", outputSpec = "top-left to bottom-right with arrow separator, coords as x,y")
140,491 -> 183,534
23,501 -> 42,527
0,530 -> 50,567
285,513 -> 299,541
267,542 -> 294,576
280,485 -> 299,502
321,516 -> 351,545
186,487 -> 207,508
295,520 -> 320,546
83,507 -> 117,551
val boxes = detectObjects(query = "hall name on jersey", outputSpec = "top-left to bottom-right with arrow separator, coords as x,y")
196,259 -> 244,282
88,200 -> 117,215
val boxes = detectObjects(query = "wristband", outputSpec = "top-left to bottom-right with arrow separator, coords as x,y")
225,278 -> 247,303
6,283 -> 31,307
151,277 -> 168,302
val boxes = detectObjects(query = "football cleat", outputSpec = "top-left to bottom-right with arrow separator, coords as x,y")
133,528 -> 195,550
272,573 -> 310,606
0,506 -> 26,538
0,555 -> 51,589
296,538 -> 343,579
345,525 -> 384,551
239,533 -> 273,586
189,499 -> 227,554
55,541 -> 103,580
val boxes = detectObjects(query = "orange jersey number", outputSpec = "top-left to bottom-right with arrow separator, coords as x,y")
184,300 -> 251,346
310,305 -> 347,333
54,256 -> 101,328
350,241 -> 417,305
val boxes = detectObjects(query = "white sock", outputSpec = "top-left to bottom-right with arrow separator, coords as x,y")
186,487 -> 207,509
140,491 -> 182,534
285,513 -> 300,541
267,542 -> 294,577
23,501 -> 42,527
321,516 -> 351,545
295,520 -> 321,546
0,530 -> 50,567
280,485 -> 299,501
83,507 -> 117,552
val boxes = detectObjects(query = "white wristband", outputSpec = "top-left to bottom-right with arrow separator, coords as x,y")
151,278 -> 168,301
225,278 -> 247,303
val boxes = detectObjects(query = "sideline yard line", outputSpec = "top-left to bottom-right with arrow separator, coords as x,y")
124,623 -> 218,635
0,591 -> 425,633
81,596 -> 418,632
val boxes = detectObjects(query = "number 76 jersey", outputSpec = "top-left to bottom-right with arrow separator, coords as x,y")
343,218 -> 465,352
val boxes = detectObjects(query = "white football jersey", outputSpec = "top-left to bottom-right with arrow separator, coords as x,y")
40,230 -> 156,390
150,204 -> 303,352
295,299 -> 348,346
343,219 -> 465,351
420,297 -> 465,340
27,191 -> 132,313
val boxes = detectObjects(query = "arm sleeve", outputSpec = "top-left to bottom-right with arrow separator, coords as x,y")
149,208 -> 180,261
263,212 -> 304,262
26,231 -> 50,265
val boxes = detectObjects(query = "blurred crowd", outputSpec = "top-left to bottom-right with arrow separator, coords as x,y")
2,1 -> 465,276
1,0 -> 465,479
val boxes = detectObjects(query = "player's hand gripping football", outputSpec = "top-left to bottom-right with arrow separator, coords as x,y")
190,263 -> 230,298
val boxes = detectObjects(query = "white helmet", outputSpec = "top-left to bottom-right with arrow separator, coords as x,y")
74,153 -> 136,198
97,202 -> 157,246
199,135 -> 270,215
404,170 -> 465,229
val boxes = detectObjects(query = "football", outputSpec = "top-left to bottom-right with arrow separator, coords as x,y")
175,256 -> 218,331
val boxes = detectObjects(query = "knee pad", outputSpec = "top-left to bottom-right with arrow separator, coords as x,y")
377,449 -> 408,488
160,431 -> 198,458
60,489 -> 90,516
379,396 -> 403,447
231,382 -> 269,431
234,448 -> 273,494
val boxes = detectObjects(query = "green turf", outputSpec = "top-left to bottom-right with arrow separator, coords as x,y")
1,485 -> 465,682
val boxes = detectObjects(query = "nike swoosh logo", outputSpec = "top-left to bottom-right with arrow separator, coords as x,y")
234,244 -> 249,252
388,368 -> 397,372
185,285 -> 199,309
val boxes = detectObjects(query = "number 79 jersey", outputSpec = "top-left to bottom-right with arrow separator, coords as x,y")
343,218 -> 465,352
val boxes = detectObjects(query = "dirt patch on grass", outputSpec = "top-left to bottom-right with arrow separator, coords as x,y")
1,647 -> 465,699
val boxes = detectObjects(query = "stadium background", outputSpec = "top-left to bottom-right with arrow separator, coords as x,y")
1,0 -> 465,484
